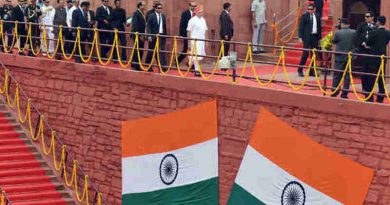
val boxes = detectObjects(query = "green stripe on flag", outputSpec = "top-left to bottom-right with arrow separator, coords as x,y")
122,177 -> 218,205
227,183 -> 266,205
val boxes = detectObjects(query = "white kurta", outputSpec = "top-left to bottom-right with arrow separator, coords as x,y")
187,16 -> 208,60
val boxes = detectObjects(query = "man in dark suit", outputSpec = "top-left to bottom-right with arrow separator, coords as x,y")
356,11 -> 377,96
96,0 -> 113,59
146,2 -> 167,72
11,0 -> 27,55
364,16 -> 390,103
0,0 -> 14,52
53,0 -> 68,59
220,2 -> 234,56
112,0 -> 127,62
130,1 -> 146,71
330,18 -> 357,99
72,1 -> 90,63
297,4 -> 321,77
178,1 -> 196,63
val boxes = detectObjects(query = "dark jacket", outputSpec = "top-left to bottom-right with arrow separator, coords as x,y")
112,7 -> 126,31
1,4 -> 13,29
11,4 -> 26,33
53,7 -> 67,34
332,28 -> 357,62
313,0 -> 324,12
219,10 -> 234,39
131,9 -> 146,39
25,5 -> 41,23
72,8 -> 89,39
146,12 -> 167,35
146,8 -> 155,22
179,9 -> 192,37
96,5 -> 113,29
366,27 -> 390,56
356,22 -> 376,51
298,12 -> 322,41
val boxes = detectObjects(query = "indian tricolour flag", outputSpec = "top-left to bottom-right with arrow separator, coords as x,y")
228,108 -> 374,205
121,100 -> 218,205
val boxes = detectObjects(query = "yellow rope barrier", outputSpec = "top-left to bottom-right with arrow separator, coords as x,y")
0,191 -> 5,205
0,20 -> 17,53
42,25 -> 61,59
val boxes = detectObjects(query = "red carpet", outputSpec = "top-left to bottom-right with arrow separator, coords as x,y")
0,111 -> 70,205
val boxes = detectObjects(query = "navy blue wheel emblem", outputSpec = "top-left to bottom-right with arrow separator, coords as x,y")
281,181 -> 306,205
159,154 -> 179,185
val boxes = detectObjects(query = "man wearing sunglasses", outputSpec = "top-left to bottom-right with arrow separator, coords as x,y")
96,0 -> 114,59
297,4 -> 321,77
357,12 -> 376,98
178,1 -> 197,64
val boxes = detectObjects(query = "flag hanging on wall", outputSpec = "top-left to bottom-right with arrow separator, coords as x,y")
227,108 -> 374,205
121,100 -> 218,205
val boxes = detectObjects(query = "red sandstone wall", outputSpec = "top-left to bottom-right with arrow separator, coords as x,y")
2,54 -> 390,205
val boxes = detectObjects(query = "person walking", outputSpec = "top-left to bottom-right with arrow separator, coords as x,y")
53,0 -> 67,59
219,2 -> 233,56
187,5 -> 208,76
178,1 -> 196,64
251,0 -> 267,53
25,0 -> 41,56
0,0 -> 14,52
41,0 -> 55,55
12,0 -> 28,55
96,0 -> 113,59
297,4 -> 321,77
364,16 -> 390,103
130,1 -> 146,71
112,0 -> 127,62
330,18 -> 356,99
72,1 -> 90,63
145,2 -> 167,72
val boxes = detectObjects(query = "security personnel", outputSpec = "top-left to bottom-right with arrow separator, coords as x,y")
11,0 -> 28,55
0,0 -> 14,52
25,0 -> 42,56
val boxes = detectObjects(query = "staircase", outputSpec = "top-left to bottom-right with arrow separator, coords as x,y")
0,100 -> 76,205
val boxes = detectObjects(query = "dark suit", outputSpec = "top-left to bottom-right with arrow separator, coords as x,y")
53,6 -> 69,57
0,4 -> 14,51
178,9 -> 192,63
357,22 -> 377,96
331,28 -> 357,98
112,7 -> 127,61
220,10 -> 234,56
365,27 -> 390,102
131,9 -> 146,70
72,8 -> 89,62
11,4 -> 27,54
146,12 -> 167,72
146,8 -> 155,22
298,12 -> 322,74
96,5 -> 114,58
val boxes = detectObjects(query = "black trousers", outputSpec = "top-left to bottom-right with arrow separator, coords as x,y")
331,61 -> 350,97
223,37 -> 231,56
29,24 -> 40,55
75,34 -> 87,63
18,29 -> 27,54
99,30 -> 113,58
178,37 -> 188,63
131,39 -> 144,70
113,32 -> 127,61
146,37 -> 167,72
365,57 -> 386,102
298,34 -> 320,73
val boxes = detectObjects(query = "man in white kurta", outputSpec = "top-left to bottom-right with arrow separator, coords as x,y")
187,5 -> 207,74
41,0 -> 56,54
251,0 -> 267,53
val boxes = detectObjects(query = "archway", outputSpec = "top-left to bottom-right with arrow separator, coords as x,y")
343,0 -> 381,29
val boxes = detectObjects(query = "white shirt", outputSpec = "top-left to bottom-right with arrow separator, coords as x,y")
311,13 -> 317,34
103,5 -> 110,15
41,5 -> 55,27
251,0 -> 267,24
187,15 -> 208,39
155,12 -> 163,34
67,5 -> 78,27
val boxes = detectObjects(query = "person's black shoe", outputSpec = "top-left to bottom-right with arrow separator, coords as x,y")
194,71 -> 201,77
340,95 -> 349,99
376,97 -> 384,103
298,70 -> 304,77
27,51 -> 34,57
309,72 -> 315,77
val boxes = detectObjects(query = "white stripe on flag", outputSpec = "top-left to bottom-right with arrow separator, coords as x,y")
122,138 -> 218,194
235,146 -> 343,205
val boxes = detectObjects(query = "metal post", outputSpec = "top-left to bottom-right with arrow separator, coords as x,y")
230,52 -> 237,82
33,115 -> 41,139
